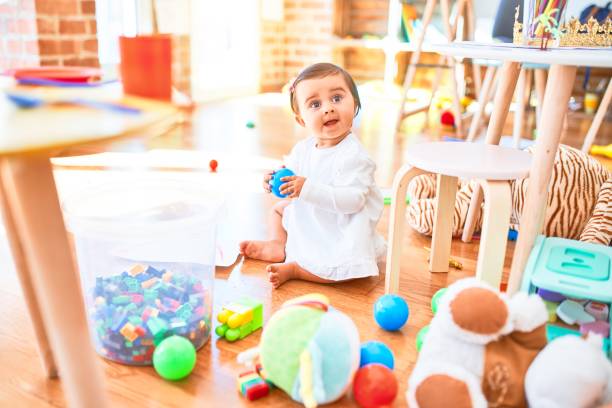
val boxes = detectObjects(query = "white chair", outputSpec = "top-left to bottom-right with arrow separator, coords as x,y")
385,142 -> 531,293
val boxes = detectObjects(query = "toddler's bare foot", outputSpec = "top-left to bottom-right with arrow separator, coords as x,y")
239,240 -> 285,262
267,263 -> 297,289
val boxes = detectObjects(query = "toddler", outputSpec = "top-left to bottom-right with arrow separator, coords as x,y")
239,62 -> 385,288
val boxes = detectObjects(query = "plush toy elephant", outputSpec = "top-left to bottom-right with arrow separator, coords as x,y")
406,144 -> 611,245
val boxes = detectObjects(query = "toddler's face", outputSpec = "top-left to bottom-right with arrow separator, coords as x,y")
294,73 -> 356,147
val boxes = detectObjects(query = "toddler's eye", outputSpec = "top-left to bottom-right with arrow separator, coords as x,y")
332,94 -> 343,103
309,100 -> 321,109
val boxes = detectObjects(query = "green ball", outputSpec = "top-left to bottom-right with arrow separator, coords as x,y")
153,335 -> 196,381
416,325 -> 430,352
431,288 -> 448,315
246,121 -> 255,128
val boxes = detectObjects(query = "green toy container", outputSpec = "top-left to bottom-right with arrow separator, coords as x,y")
520,236 -> 612,358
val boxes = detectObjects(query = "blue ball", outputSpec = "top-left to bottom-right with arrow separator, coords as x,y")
270,168 -> 295,198
374,294 -> 409,331
359,341 -> 394,370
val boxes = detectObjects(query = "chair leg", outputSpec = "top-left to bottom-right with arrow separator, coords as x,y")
534,68 -> 547,129
582,78 -> 612,153
467,65 -> 496,142
461,185 -> 482,242
385,166 -> 427,294
512,68 -> 527,148
430,174 -> 458,273
476,180 -> 512,289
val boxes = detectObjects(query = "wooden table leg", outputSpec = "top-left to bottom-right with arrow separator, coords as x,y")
462,61 -> 521,241
0,156 -> 108,407
385,166 -> 426,294
508,65 -> 577,294
534,68 -> 547,128
0,178 -> 57,378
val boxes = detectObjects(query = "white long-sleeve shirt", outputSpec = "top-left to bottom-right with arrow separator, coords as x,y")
282,134 -> 386,280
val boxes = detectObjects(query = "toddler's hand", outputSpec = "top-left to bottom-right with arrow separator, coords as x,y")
263,169 -> 274,193
280,176 -> 306,198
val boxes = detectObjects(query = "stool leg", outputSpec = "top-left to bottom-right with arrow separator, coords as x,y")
430,174 -> 458,273
461,185 -> 482,242
476,180 -> 511,289
385,166 -> 426,294
467,65 -> 496,142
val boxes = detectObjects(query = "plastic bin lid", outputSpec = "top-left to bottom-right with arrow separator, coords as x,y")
63,179 -> 223,239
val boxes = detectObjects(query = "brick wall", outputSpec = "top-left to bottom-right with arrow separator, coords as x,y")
260,19 -> 285,92
35,0 -> 99,67
0,0 -> 39,70
283,0 -> 334,81
258,0 -> 391,91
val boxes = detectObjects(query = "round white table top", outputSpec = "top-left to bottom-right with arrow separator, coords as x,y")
0,79 -> 179,156
405,142 -> 532,180
431,41 -> 612,68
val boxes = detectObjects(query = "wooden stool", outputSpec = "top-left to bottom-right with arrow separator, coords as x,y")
384,142 -> 531,293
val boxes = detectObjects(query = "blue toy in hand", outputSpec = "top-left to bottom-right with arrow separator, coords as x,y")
270,168 -> 295,198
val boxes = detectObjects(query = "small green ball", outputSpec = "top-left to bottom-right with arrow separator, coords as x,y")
416,325 -> 430,352
246,121 -> 255,128
153,335 -> 196,381
431,288 -> 448,315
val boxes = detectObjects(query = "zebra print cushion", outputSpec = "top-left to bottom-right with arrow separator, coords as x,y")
406,145 -> 611,246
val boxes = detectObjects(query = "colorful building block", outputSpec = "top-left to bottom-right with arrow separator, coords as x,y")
215,297 -> 263,342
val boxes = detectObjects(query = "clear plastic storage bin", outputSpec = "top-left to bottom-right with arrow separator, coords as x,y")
63,180 -> 220,365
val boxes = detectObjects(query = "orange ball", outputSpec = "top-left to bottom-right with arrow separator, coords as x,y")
353,363 -> 398,408
209,159 -> 218,172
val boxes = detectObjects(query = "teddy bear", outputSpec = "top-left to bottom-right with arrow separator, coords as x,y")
408,277 -> 612,408
405,144 -> 611,246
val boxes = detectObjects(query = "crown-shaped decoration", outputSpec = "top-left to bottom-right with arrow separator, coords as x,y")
513,5 -> 612,48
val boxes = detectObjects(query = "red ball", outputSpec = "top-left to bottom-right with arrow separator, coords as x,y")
440,110 -> 455,127
209,159 -> 218,172
353,363 -> 398,408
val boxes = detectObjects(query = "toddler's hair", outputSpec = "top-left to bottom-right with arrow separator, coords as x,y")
289,62 -> 361,116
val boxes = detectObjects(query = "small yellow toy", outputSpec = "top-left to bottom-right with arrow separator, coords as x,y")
591,144 -> 612,159
215,297 -> 263,342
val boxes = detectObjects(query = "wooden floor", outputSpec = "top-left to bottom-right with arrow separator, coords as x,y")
0,90 -> 610,407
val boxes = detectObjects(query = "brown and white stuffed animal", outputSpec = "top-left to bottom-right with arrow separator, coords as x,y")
408,278 -> 549,408
408,278 -> 612,408
406,145 -> 612,246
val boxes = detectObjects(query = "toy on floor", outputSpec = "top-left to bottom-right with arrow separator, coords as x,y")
237,368 -> 271,401
373,294 -> 409,331
353,363 -> 398,408
424,247 -> 463,270
215,297 -> 263,342
520,235 -> 612,357
431,287 -> 447,315
416,325 -> 429,352
209,159 -> 218,172
257,293 -> 360,407
440,110 -> 455,128
525,334 -> 612,408
591,143 -> 612,159
270,168 -> 295,198
246,120 -> 255,129
152,335 -> 196,380
406,145 -> 612,246
407,278 -> 549,407
360,341 -> 395,370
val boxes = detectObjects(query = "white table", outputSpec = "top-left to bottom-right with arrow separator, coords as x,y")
429,41 -> 612,294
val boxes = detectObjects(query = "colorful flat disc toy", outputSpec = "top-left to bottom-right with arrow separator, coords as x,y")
8,66 -> 103,83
